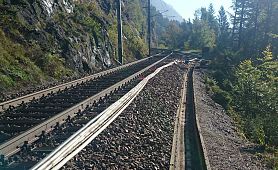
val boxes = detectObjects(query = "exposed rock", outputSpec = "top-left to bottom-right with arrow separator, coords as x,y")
0,0 -> 149,104
1,0 -> 114,74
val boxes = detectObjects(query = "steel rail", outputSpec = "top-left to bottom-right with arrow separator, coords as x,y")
31,62 -> 174,170
0,53 -> 162,112
0,53 -> 172,158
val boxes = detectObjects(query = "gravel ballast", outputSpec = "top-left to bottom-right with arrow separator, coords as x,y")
62,63 -> 185,169
193,69 -> 267,170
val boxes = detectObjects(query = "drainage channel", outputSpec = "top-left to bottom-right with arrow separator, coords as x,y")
185,67 -> 207,170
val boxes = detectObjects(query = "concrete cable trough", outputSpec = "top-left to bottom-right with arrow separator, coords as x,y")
170,60 -> 210,170
170,69 -> 187,170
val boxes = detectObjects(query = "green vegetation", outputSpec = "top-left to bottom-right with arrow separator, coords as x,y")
72,0 -> 149,61
73,3 -> 102,39
123,24 -> 148,60
42,53 -> 73,79
207,47 -> 278,168
108,22 -> 118,57
124,0 -> 146,35
0,3 -> 84,92
234,47 -> 277,147
0,0 -> 151,93
0,28 -> 44,90
156,1 -> 277,168
122,1 -> 148,60
205,77 -> 232,110
152,4 -> 219,50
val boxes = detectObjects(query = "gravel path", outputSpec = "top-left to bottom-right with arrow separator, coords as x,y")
193,69 -> 267,170
61,63 -> 186,170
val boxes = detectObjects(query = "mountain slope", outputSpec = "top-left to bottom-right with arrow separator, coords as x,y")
0,0 -> 148,94
151,0 -> 184,22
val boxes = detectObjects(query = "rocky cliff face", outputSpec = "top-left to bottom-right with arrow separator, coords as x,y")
3,0 -> 113,73
0,0 -> 148,93
0,0 -> 150,94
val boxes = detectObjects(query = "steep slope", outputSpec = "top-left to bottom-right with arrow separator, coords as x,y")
151,0 -> 184,22
0,0 -> 148,94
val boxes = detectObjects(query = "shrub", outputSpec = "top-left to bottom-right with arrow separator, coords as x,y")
205,76 -> 232,109
0,28 -> 44,89
211,85 -> 232,109
42,53 -> 73,79
0,74 -> 15,89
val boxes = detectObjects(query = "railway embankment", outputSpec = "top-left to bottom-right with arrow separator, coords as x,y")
61,63 -> 185,169
193,69 -> 267,170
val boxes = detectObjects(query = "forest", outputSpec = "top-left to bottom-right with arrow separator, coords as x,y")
152,0 -> 277,167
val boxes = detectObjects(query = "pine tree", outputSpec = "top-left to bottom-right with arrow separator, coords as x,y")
232,0 -> 250,50
207,3 -> 218,33
217,6 -> 230,49
231,0 -> 278,55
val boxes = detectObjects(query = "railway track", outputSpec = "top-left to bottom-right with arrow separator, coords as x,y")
0,52 -> 172,168
30,62 -> 175,170
0,53 -> 165,112
3,79 -> 142,169
1,52 -> 210,170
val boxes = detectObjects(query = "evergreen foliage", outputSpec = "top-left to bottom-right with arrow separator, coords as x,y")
234,46 -> 278,147
217,6 -> 230,49
155,2 -> 278,167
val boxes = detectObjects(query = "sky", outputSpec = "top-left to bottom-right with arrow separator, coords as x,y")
163,0 -> 233,20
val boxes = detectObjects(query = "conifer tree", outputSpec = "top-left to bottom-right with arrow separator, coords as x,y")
217,6 -> 230,49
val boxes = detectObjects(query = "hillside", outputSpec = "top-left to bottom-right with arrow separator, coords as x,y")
0,0 -> 148,94
151,0 -> 184,22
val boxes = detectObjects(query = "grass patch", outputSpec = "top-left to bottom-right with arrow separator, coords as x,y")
42,53 -> 73,79
0,28 -> 45,89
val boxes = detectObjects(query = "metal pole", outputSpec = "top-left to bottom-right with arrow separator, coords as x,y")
148,0 -> 151,56
117,0 -> 123,64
